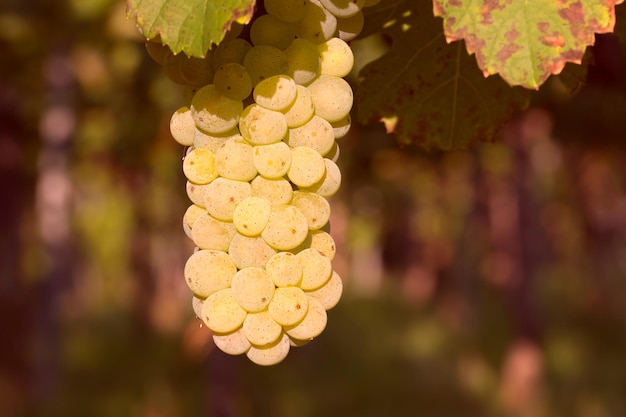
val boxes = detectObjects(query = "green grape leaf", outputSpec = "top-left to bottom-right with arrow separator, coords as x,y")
433,0 -> 622,89
356,0 -> 529,149
127,0 -> 256,57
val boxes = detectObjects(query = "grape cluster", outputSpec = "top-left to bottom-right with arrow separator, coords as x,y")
150,0 -> 376,365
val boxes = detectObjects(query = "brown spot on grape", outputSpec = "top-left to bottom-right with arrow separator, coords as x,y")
291,228 -> 296,234
229,197 -> 235,202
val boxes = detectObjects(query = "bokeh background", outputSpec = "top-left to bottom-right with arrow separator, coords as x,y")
1,1 -> 626,416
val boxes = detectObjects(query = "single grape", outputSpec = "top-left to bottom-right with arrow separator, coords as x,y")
250,14 -> 297,50
184,250 -> 237,298
268,286 -> 309,326
191,84 -> 243,134
284,297 -> 327,341
191,212 -> 237,251
287,146 -> 327,188
231,267 -> 276,313
307,75 -> 353,123
239,104 -> 288,145
296,248 -> 332,290
182,204 -> 206,239
286,115 -> 335,156
246,332 -> 291,366
303,157 -> 341,197
243,309 -> 283,346
266,251 -> 303,287
213,62 -> 253,101
212,38 -> 252,71
250,176 -> 294,206
291,190 -> 331,230
253,75 -> 298,112
204,177 -> 252,221
294,0 -> 338,44
228,233 -> 277,269
282,85 -> 315,128
170,106 -> 196,146
261,205 -> 309,250
243,45 -> 289,86
285,38 -> 321,85
252,141 -> 292,179
232,196 -> 272,236
264,0 -> 307,23
318,37 -> 354,77
183,148 -> 218,185
215,136 -> 257,181
213,327 -> 251,355
305,270 -> 342,310
200,288 -> 247,333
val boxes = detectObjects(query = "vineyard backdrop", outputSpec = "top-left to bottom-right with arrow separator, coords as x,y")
1,0 -> 626,416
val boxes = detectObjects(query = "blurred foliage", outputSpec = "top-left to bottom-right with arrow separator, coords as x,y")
1,1 -> 626,417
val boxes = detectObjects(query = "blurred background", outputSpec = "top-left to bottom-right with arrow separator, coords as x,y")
1,1 -> 626,416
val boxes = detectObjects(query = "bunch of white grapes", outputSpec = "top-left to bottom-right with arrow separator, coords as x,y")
149,0 -> 379,365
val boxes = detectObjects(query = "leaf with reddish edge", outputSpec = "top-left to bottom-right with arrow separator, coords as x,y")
357,0 -> 529,149
127,0 -> 256,57
433,0 -> 623,89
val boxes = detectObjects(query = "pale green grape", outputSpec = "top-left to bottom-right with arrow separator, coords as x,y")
213,63 -> 253,101
284,297 -> 327,340
307,75 -> 353,122
191,84 -> 243,134
308,229 -> 336,260
243,309 -> 283,346
212,38 -> 252,71
243,45 -> 289,86
200,288 -> 247,333
283,85 -> 315,128
303,158 -> 341,197
287,146 -> 326,188
205,177 -> 252,221
213,327 -> 251,355
294,0 -> 338,44
163,52 -> 187,84
250,176 -> 294,206
286,115 -> 335,156
305,270 -> 342,310
319,0 -> 365,18
296,248 -> 332,290
268,286 -> 309,326
179,54 -> 214,86
183,204 -> 206,239
193,128 -> 240,153
261,205 -> 309,250
183,148 -> 218,184
266,251 -> 303,287
250,14 -> 297,50
186,181 -> 209,207
291,190 -> 331,230
228,232 -> 277,269
331,114 -> 351,139
285,38 -> 321,85
191,212 -> 237,251
215,137 -> 257,181
252,141 -> 292,179
336,11 -> 364,41
232,196 -> 272,236
253,75 -> 298,111
318,37 -> 354,77
264,0 -> 307,23
170,106 -> 196,146
239,104 -> 288,145
246,332 -> 290,366
184,249 -> 237,298
231,267 -> 275,312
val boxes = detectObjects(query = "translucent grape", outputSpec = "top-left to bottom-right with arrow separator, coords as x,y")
261,205 -> 309,250
228,233 -> 277,269
287,146 -> 326,188
193,128 -> 240,153
253,75 -> 298,112
305,270 -> 342,310
183,148 -> 218,185
284,297 -> 327,341
336,11 -> 364,41
184,250 -> 237,298
145,40 -> 169,65
239,104 -> 288,145
179,54 -> 214,86
231,267 -> 275,313
296,248 -> 332,290
264,0 -> 307,23
243,45 -> 289,86
268,286 -> 309,326
212,38 -> 252,71
191,84 -> 243,134
170,106 -> 196,146
307,75 -> 353,122
243,309 -> 283,346
266,251 -> 303,287
204,177 -> 252,221
191,212 -> 237,251
250,176 -> 294,206
192,296 -> 204,319
285,38 -> 321,85
200,288 -> 247,333
215,137 -> 257,181
252,141 -> 292,179
213,327 -> 251,355
308,229 -> 336,260
286,115 -> 335,156
318,37 -> 354,77
291,190 -> 331,230
232,196 -> 272,236
246,332 -> 290,366
303,158 -> 341,197
250,14 -> 297,50
294,0 -> 338,44
331,114 -> 351,139
325,141 -> 340,163
213,63 -> 253,101
282,85 -> 315,128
